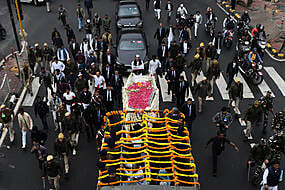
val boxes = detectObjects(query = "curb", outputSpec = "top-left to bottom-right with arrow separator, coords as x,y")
217,1 -> 285,62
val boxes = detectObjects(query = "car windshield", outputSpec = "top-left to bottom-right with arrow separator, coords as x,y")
118,5 -> 140,17
119,39 -> 145,50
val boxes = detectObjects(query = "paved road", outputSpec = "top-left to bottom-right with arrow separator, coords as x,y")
1,0 -> 285,190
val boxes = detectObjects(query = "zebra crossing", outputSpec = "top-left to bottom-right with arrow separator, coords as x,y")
22,66 -> 285,107
158,66 -> 285,102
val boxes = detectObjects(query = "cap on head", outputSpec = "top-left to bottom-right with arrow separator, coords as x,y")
65,112 -> 71,117
43,43 -> 48,46
208,42 -> 213,46
78,73 -> 83,77
235,78 -> 241,83
202,77 -> 207,81
0,104 -> 6,109
34,43 -> 39,47
254,100 -> 259,106
135,54 -> 140,58
200,42 -> 204,47
212,59 -> 218,64
47,155 -> 53,161
58,133 -> 64,139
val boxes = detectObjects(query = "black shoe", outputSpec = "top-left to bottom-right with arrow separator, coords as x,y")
212,172 -> 217,177
226,87 -> 229,90
262,129 -> 266,134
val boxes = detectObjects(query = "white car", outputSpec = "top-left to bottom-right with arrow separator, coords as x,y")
20,0 -> 45,6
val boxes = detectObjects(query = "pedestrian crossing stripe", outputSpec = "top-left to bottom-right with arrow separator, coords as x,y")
22,67 -> 285,107
264,67 -> 285,96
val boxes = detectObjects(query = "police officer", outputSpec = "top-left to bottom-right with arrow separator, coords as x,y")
259,91 -> 274,133
228,78 -> 243,115
271,108 -> 285,132
248,138 -> 271,167
54,133 -> 70,175
242,100 -> 263,139
42,155 -> 62,190
260,160 -> 283,190
212,106 -> 233,135
0,105 -> 14,143
62,112 -> 78,155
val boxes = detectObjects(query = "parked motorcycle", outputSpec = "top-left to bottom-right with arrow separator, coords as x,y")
238,58 -> 264,85
236,40 -> 251,59
257,37 -> 267,58
0,23 -> 6,40
224,30 -> 233,48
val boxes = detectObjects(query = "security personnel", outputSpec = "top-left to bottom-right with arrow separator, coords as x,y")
259,91 -> 274,133
62,112 -> 78,155
189,54 -> 202,88
212,107 -> 233,135
54,133 -> 69,175
271,108 -> 285,132
242,100 -> 263,139
0,104 -> 14,143
260,161 -> 283,190
228,78 -> 243,115
248,138 -> 271,167
42,43 -> 54,66
42,155 -> 62,190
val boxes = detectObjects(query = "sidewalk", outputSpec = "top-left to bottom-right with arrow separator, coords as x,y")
0,53 -> 26,104
218,0 -> 285,61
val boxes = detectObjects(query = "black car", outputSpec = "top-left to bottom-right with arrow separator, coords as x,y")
115,28 -> 148,73
116,0 -> 143,30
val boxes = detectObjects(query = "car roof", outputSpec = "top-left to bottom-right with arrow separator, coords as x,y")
119,0 -> 137,4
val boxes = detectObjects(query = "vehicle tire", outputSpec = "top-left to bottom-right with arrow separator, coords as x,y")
226,40 -> 232,48
251,72 -> 263,85
33,0 -> 38,6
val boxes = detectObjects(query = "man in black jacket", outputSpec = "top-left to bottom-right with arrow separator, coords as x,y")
82,103 -> 96,142
102,48 -> 116,66
181,98 -> 196,138
226,57 -> 239,90
34,96 -> 49,130
42,155 -> 62,190
103,85 -> 114,112
39,67 -> 53,97
110,70 -> 124,104
205,42 -> 217,72
174,75 -> 189,108
62,112 -> 78,155
102,63 -> 114,86
165,66 -> 179,99
205,131 -> 239,177
154,23 -> 166,46
69,37 -> 80,59
157,41 -> 168,72
79,87 -> 92,110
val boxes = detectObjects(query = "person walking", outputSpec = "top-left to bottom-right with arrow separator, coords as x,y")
193,11 -> 202,38
189,54 -> 202,88
205,42 -> 217,72
49,92 -> 62,131
0,105 -> 15,143
31,126 -> 47,145
31,143 -> 48,170
62,112 -> 78,155
228,78 -> 243,115
242,100 -> 263,139
157,41 -> 168,73
260,161 -> 283,190
102,14 -> 111,32
165,0 -> 173,22
212,107 -> 233,135
39,67 -> 53,97
153,0 -> 161,21
28,46 -> 36,75
84,19 -> 93,43
110,70 -> 124,104
165,66 -> 179,99
65,24 -> 75,44
181,98 -> 196,138
46,0 -> 51,13
56,104 -> 67,133
84,0 -> 93,18
57,45 -> 70,64
34,96 -> 49,130
54,133 -> 70,175
174,75 -> 189,109
148,55 -> 161,77
58,4 -> 67,26
17,107 -> 33,149
195,77 -> 211,113
206,59 -> 220,97
82,103 -> 96,142
42,43 -> 54,66
76,3 -> 85,31
154,23 -> 166,46
226,57 -> 238,90
205,131 -> 239,177
259,91 -> 274,133
93,13 -> 102,35
42,155 -> 62,190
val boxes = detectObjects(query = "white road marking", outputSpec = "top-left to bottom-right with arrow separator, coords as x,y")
264,67 -> 285,96
158,74 -> 172,102
258,79 -> 275,97
215,73 -> 229,100
22,77 -> 40,106
235,72 -> 254,99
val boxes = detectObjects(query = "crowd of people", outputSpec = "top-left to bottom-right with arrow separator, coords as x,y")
0,0 -> 284,189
